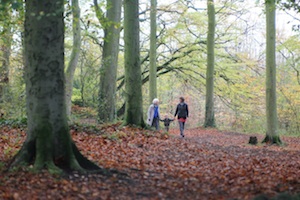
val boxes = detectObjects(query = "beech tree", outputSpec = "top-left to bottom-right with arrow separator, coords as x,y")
95,0 -> 122,123
204,0 -> 216,128
123,0 -> 145,127
10,0 -> 99,173
65,0 -> 81,118
263,0 -> 281,144
149,0 -> 157,103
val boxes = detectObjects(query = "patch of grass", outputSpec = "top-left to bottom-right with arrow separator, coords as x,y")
69,122 -> 101,134
0,117 -> 27,127
278,129 -> 300,137
102,131 -> 127,141
141,130 -> 154,137
71,105 -> 97,119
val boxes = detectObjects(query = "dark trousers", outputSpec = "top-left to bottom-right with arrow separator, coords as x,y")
152,117 -> 160,130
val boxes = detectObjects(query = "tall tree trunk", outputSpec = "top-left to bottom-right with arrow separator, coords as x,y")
0,0 -> 12,103
263,0 -> 281,144
65,0 -> 81,118
204,0 -> 216,128
10,0 -> 99,173
97,0 -> 122,123
149,0 -> 157,103
123,0 -> 145,127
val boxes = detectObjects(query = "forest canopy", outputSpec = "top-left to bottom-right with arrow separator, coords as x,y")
0,0 -> 299,135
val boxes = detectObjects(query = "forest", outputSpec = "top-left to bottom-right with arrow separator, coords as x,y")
0,0 -> 300,199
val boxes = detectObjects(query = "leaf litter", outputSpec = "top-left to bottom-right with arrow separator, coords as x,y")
0,125 -> 300,200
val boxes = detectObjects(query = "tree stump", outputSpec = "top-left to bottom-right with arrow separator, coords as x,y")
249,136 -> 258,145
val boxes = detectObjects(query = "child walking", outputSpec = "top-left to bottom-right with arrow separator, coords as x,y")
160,114 -> 174,132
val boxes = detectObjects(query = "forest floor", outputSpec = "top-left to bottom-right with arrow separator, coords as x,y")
0,122 -> 300,200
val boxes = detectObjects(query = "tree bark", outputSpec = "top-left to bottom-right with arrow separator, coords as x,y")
263,0 -> 281,144
10,0 -> 99,173
0,0 -> 12,103
204,0 -> 216,128
65,0 -> 81,119
97,0 -> 122,123
149,0 -> 157,103
123,0 -> 145,127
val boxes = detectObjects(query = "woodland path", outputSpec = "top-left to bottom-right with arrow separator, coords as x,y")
108,128 -> 300,200
0,125 -> 300,200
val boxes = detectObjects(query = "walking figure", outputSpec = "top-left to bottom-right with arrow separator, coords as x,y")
147,98 -> 160,130
174,97 -> 189,137
160,114 -> 174,132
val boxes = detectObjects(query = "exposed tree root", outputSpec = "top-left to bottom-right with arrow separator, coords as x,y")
204,118 -> 216,128
262,135 -> 282,145
8,139 -> 101,175
71,142 -> 100,171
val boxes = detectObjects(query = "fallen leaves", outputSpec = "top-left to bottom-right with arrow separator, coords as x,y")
0,125 -> 300,200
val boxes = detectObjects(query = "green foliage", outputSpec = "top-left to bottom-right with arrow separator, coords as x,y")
71,105 -> 97,123
278,0 -> 300,13
0,161 -> 5,171
277,0 -> 300,31
0,3 -> 26,119
0,86 -> 26,120
102,131 -> 127,141
0,0 -> 22,11
141,130 -> 153,137
1,0 -> 299,138
276,36 -> 300,135
0,117 -> 27,127
72,42 -> 100,108
69,120 -> 100,134
71,88 -> 83,106
3,145 -> 14,156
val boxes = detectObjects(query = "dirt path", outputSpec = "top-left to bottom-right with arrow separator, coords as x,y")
126,128 -> 300,200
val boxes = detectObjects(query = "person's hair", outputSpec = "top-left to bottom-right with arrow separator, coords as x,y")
179,97 -> 184,102
152,98 -> 159,104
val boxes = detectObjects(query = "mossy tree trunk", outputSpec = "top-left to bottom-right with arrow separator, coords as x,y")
65,0 -> 81,119
9,0 -> 99,173
149,0 -> 157,103
204,0 -> 216,128
263,0 -> 281,145
0,0 -> 12,103
123,0 -> 145,127
96,0 -> 122,123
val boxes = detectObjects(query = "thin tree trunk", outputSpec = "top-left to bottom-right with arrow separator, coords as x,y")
98,0 -> 122,123
204,0 -> 216,128
123,0 -> 145,127
0,0 -> 12,103
149,0 -> 157,103
65,0 -> 81,118
263,0 -> 281,144
10,0 -> 98,173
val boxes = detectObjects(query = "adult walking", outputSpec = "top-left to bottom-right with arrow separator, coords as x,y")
147,98 -> 160,130
174,97 -> 189,137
